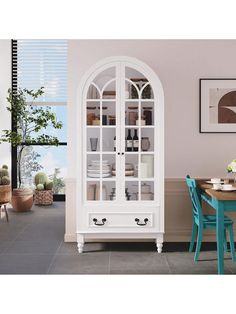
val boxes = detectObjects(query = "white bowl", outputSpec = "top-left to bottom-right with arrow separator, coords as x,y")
211,178 -> 221,183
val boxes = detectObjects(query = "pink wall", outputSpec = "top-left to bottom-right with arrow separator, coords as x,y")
68,40 -> 236,178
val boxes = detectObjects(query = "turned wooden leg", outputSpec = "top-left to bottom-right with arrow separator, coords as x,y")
77,234 -> 84,253
155,240 -> 163,253
77,242 -> 84,253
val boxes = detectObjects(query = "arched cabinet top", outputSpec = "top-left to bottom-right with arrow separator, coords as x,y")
79,56 -> 164,107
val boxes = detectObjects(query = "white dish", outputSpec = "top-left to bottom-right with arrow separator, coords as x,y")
91,160 -> 109,164
88,170 -> 111,173
87,173 -> 111,178
206,180 -> 224,184
87,165 -> 110,170
220,187 -> 236,192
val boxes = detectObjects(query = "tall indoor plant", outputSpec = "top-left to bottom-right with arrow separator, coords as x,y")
0,87 -> 63,211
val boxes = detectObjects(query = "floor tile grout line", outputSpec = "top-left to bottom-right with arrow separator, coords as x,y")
225,264 -> 234,274
0,222 -> 33,255
163,254 -> 172,274
108,250 -> 111,274
46,240 -> 63,274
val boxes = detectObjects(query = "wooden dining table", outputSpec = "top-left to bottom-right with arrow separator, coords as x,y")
197,180 -> 236,274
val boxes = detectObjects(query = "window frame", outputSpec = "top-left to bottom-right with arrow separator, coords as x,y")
11,39 -> 67,201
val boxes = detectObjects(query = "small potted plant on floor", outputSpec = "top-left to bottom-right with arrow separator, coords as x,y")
34,172 -> 54,205
0,87 -> 62,212
0,165 -> 11,204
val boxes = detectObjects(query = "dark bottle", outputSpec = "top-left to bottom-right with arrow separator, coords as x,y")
114,136 -> 116,152
126,129 -> 132,151
133,129 -> 139,152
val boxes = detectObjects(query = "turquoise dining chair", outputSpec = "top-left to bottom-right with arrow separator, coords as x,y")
186,175 -> 236,262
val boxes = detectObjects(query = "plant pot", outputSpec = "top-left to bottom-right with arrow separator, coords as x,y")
34,190 -> 53,205
0,185 -> 11,204
11,188 -> 33,212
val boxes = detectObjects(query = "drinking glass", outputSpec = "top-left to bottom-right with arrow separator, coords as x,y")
90,138 -> 98,151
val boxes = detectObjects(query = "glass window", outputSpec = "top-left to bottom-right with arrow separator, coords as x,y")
29,105 -> 67,142
19,145 -> 67,194
14,40 -> 68,197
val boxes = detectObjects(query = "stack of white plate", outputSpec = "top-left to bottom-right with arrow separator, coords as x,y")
87,160 -> 111,178
112,163 -> 134,176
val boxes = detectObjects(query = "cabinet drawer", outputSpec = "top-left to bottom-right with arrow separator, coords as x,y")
88,212 -> 153,228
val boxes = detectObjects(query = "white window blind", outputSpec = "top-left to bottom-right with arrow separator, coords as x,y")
17,39 -> 67,104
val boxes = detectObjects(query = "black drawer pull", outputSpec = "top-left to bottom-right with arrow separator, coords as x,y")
93,218 -> 107,226
135,218 -> 148,226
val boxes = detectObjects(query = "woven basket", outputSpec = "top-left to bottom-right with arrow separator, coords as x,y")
34,190 -> 53,206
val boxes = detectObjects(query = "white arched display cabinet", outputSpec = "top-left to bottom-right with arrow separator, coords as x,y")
76,56 -> 164,253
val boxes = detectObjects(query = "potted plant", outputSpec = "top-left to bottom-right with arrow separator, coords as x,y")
0,87 -> 63,212
226,159 -> 236,184
0,165 -> 11,204
34,172 -> 54,205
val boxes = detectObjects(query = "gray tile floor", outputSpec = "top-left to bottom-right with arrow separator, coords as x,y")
0,202 -> 235,274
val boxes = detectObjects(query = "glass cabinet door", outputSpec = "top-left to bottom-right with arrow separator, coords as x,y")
85,66 -> 119,202
121,66 -> 155,202
84,62 -> 156,203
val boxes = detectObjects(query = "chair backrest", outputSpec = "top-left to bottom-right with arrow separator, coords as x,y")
185,175 -> 203,223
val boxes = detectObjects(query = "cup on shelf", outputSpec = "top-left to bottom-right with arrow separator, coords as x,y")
90,138 -> 98,151
213,183 -> 222,190
136,119 -> 146,126
141,137 -> 150,151
210,178 -> 221,183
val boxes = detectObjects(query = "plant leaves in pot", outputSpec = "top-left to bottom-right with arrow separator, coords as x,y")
0,87 -> 63,212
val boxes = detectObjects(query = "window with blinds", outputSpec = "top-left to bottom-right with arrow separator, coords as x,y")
17,39 -> 67,104
12,40 -> 67,198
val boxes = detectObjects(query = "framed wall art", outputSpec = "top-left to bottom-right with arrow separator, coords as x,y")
200,78 -> 236,133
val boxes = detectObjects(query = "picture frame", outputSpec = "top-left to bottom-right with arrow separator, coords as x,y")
200,78 -> 236,133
